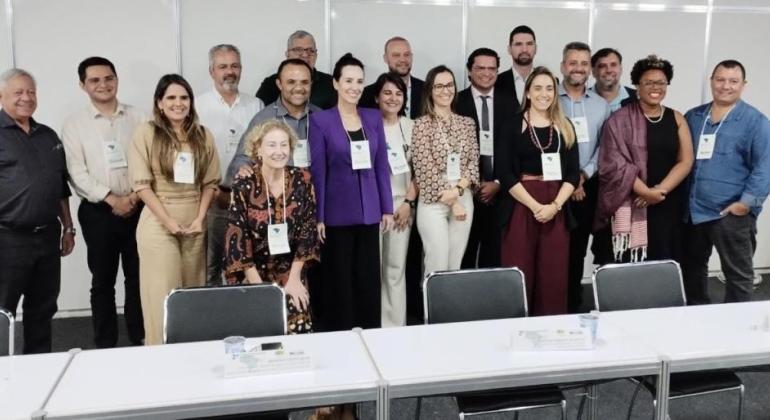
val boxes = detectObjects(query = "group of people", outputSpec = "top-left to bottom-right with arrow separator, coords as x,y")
1,27 -> 768,361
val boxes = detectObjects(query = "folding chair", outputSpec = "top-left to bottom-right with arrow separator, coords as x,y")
0,307 -> 13,356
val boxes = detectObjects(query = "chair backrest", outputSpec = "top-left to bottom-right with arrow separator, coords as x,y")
592,260 -> 686,311
423,267 -> 528,324
163,284 -> 286,344
0,307 -> 13,356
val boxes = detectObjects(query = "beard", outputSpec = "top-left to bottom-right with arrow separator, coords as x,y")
222,78 -> 239,92
513,55 -> 532,66
389,65 -> 411,77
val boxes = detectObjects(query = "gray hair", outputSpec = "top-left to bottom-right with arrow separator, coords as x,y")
208,44 -> 241,68
286,30 -> 315,50
0,68 -> 36,91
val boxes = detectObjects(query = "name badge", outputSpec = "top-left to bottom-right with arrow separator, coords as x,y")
267,223 -> 291,255
173,151 -> 195,184
446,152 -> 461,180
541,153 -> 562,181
293,139 -> 311,168
350,140 -> 372,170
103,139 -> 128,169
570,117 -> 590,144
696,134 -> 716,160
226,128 -> 240,154
386,139 -> 409,175
479,129 -> 494,156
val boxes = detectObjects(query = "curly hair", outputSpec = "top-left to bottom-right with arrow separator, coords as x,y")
244,119 -> 299,162
630,54 -> 673,85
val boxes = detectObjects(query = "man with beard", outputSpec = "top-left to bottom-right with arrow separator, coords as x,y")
495,25 -> 537,112
590,47 -> 637,112
361,36 -> 424,119
197,44 -> 263,285
557,42 -> 610,313
256,30 -> 336,110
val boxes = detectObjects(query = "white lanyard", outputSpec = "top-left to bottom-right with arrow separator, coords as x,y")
280,114 -> 310,140
699,103 -> 734,138
262,170 -> 287,225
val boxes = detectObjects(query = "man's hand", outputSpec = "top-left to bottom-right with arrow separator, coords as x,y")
61,230 -> 75,256
477,181 -> 500,204
105,193 -> 135,217
721,202 -> 750,217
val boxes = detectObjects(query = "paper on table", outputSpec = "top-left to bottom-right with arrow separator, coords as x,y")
224,348 -> 313,377
511,328 -> 594,351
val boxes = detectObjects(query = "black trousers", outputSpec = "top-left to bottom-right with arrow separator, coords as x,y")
79,201 -> 144,347
0,224 -> 61,354
319,224 -> 381,331
461,195 -> 501,269
567,176 -> 598,313
404,224 -> 424,325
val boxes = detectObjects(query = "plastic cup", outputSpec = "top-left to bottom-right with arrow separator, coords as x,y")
223,336 -> 246,355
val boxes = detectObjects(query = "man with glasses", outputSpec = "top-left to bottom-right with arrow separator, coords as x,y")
495,25 -> 537,112
456,48 -> 508,269
361,36 -> 424,119
256,30 -> 336,110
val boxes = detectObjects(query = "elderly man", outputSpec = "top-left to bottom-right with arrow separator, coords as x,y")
61,57 -> 146,347
256,30 -> 336,110
197,44 -> 263,286
361,36 -> 424,119
0,68 -> 75,353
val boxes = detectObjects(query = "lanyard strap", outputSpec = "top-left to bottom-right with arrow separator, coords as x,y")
276,104 -> 311,139
262,170 -> 287,225
699,103 -> 735,138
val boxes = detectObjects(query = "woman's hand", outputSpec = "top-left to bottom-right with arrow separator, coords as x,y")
439,188 -> 460,206
285,271 -> 310,311
317,222 -> 326,244
393,203 -> 412,232
183,217 -> 205,235
534,203 -> 558,223
235,164 -> 254,180
451,202 -> 467,221
380,214 -> 395,232
163,218 -> 185,235
635,186 -> 666,208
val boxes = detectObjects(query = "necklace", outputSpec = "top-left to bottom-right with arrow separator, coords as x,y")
643,105 -> 665,124
524,111 -> 553,151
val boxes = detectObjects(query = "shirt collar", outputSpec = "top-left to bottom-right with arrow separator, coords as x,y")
470,85 -> 494,101
212,88 -> 241,109
0,108 -> 39,131
558,81 -> 589,99
89,102 -> 126,119
272,98 -> 312,119
512,68 -> 527,82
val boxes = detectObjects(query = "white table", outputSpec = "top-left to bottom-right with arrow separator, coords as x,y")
0,351 -> 76,420
361,315 -> 664,420
42,331 -> 381,419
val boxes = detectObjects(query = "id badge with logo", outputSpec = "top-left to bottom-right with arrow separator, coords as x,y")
479,130 -> 494,156
696,134 -> 716,160
226,128 -> 240,154
350,140 -> 372,170
173,151 -> 195,184
293,139 -> 311,167
570,117 -> 590,144
103,139 -> 128,169
541,153 -> 562,181
386,140 -> 409,175
446,152 -> 461,180
267,223 -> 291,255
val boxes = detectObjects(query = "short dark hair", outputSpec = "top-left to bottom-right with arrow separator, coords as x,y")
630,55 -> 674,85
277,58 -> 313,79
591,48 -> 623,67
508,25 -> 536,45
466,48 -> 500,72
372,72 -> 408,116
562,41 -> 591,59
78,56 -> 116,83
711,59 -> 746,80
332,52 -> 364,81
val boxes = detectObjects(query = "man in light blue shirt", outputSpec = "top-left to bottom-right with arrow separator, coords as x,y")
683,60 -> 770,304
558,42 -> 611,313
589,48 -> 637,112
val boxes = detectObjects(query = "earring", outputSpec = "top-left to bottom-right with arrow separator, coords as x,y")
160,108 -> 165,115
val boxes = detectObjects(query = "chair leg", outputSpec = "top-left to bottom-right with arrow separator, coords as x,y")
737,385 -> 745,420
513,411 -> 518,420
652,398 -> 657,420
561,400 -> 567,420
415,396 -> 422,420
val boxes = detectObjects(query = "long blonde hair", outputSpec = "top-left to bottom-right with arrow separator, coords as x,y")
151,74 -> 209,185
521,66 -> 576,148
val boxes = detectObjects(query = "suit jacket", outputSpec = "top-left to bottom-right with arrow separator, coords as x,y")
361,76 -> 425,119
494,68 -> 522,114
455,87 -> 511,183
256,69 -> 337,110
309,107 -> 393,226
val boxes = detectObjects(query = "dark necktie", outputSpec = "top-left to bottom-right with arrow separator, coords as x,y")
480,95 -> 493,180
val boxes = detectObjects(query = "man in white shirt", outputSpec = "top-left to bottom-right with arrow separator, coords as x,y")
196,44 -> 263,286
61,57 -> 146,347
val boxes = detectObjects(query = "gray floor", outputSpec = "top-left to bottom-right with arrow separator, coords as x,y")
13,275 -> 770,419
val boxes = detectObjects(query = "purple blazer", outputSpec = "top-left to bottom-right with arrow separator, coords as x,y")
309,106 -> 393,226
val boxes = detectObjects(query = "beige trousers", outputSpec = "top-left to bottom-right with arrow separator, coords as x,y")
137,198 -> 206,345
380,195 -> 412,328
416,193 -> 474,280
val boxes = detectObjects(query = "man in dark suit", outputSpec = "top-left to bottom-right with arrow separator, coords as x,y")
457,48 -> 509,268
495,25 -> 537,114
361,36 -> 424,119
590,47 -> 637,112
255,30 -> 337,109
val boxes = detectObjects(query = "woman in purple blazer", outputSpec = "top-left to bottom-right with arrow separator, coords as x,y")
309,53 -> 394,333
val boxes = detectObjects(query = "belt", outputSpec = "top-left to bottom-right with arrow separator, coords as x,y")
520,174 -> 544,181
0,223 -> 51,233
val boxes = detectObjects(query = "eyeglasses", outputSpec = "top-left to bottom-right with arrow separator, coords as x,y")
433,82 -> 455,92
288,47 -> 317,56
641,80 -> 667,88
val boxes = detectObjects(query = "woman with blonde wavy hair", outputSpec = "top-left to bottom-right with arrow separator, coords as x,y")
128,74 -> 221,345
223,119 -> 320,333
496,66 -> 580,316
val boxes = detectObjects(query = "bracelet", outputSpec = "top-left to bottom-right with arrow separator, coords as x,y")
403,198 -> 416,209
455,185 -> 464,196
63,226 -> 77,235
551,201 -> 562,212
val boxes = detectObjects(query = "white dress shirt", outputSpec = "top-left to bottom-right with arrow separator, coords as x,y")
196,89 -> 263,181
513,69 -> 526,106
61,102 -> 148,202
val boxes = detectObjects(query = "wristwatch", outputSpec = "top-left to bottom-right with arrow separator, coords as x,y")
455,185 -> 464,196
403,198 -> 416,209
63,226 -> 77,235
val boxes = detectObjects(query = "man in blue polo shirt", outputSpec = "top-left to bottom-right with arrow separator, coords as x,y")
683,60 -> 770,304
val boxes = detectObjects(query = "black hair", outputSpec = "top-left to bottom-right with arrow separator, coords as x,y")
562,41 -> 591,58
466,48 -> 500,72
372,72 -> 408,116
508,25 -> 536,45
711,59 -> 746,80
630,55 -> 674,85
591,48 -> 623,67
332,53 -> 364,81
77,56 -> 116,83
277,58 -> 313,79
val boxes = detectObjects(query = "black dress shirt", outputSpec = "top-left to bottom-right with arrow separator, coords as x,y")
256,68 -> 337,110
